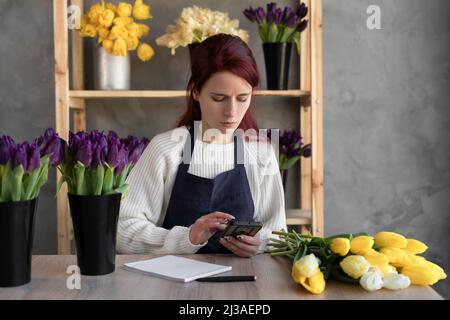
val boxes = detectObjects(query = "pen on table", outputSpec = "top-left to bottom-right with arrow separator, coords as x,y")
196,275 -> 257,282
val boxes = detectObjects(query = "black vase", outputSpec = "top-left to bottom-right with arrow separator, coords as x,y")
0,198 -> 38,287
68,193 -> 121,276
262,42 -> 293,90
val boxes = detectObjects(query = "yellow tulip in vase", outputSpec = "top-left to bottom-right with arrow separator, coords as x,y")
77,0 -> 155,90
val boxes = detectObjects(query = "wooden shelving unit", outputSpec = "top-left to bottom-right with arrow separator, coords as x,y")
53,0 -> 323,254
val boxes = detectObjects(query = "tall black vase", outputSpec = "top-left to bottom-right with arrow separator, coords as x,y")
0,198 -> 38,287
263,42 -> 293,90
68,193 -> 121,276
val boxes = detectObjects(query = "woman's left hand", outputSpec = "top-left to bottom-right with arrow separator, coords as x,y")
219,234 -> 260,258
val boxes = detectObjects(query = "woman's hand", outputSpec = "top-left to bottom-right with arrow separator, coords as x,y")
219,234 -> 260,258
189,211 -> 235,245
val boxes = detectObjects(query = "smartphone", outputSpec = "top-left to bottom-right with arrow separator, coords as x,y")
220,219 -> 263,238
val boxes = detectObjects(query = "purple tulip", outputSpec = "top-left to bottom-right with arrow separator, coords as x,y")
106,141 -> 120,168
114,143 -> 129,175
90,132 -> 108,169
107,131 -> 119,144
255,7 -> 266,24
0,135 -> 15,165
267,2 -> 277,14
11,143 -> 28,171
296,3 -> 308,19
266,10 -> 275,24
274,8 -> 283,24
243,7 -> 256,22
75,140 -> 93,167
26,143 -> 41,172
128,141 -> 145,165
123,137 -> 149,165
297,19 -> 308,33
285,13 -> 299,28
280,130 -> 302,158
302,144 -> 312,158
282,7 -> 294,23
37,128 -> 65,166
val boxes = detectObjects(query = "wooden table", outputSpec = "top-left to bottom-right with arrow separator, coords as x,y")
0,255 -> 443,300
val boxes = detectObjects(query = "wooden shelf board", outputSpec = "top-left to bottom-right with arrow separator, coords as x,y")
286,209 -> 312,225
69,90 -> 310,99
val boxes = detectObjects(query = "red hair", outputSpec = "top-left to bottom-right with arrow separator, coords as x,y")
176,34 -> 260,132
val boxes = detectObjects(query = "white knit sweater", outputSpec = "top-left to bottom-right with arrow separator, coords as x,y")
117,126 -> 287,254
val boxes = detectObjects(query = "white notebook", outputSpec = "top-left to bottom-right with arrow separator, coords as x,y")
123,255 -> 232,283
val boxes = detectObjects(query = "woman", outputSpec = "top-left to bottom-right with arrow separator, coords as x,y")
117,34 -> 286,257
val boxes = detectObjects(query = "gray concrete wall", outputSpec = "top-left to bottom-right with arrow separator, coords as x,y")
0,0 -> 448,298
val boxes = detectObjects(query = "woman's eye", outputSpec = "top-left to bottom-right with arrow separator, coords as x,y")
212,97 -> 225,102
238,98 -> 248,102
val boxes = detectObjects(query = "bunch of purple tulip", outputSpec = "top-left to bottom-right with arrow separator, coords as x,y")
278,130 -> 311,171
0,128 -> 64,202
243,2 -> 308,52
57,129 -> 149,196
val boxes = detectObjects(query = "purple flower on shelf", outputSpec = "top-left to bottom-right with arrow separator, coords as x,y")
26,142 -> 41,172
242,2 -> 308,52
0,135 -> 16,165
11,142 -> 28,171
278,129 -> 311,171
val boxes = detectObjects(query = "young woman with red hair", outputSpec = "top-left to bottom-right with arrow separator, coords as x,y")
118,34 -> 286,257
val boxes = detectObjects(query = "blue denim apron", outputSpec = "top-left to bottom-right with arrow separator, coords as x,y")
162,125 -> 255,253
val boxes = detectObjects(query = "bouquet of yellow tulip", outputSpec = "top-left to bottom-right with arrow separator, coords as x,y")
267,230 -> 447,295
77,0 -> 154,62
155,5 -> 249,55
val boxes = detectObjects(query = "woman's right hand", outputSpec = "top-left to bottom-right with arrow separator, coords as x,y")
189,211 -> 235,245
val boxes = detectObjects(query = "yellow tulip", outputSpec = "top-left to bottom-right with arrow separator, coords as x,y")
401,264 -> 439,286
102,39 -> 114,54
80,24 -> 97,37
106,3 -> 117,14
340,255 -> 371,279
96,26 -> 109,41
117,2 -> 133,17
113,17 -> 134,27
330,238 -> 350,256
99,8 -> 115,27
126,23 -> 140,38
401,249 -> 426,265
87,3 -> 105,24
363,249 -> 389,268
137,23 -> 150,37
292,254 -> 320,278
380,247 -> 412,267
126,36 -> 139,51
109,26 -> 129,40
375,231 -> 407,248
421,260 -> 447,281
298,269 -> 326,295
137,43 -> 154,61
133,0 -> 152,20
113,38 -> 127,56
404,238 -> 428,254
350,236 -> 374,255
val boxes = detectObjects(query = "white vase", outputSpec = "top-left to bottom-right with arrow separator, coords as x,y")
97,47 -> 130,90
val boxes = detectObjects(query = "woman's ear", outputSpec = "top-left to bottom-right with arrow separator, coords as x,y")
192,89 -> 199,101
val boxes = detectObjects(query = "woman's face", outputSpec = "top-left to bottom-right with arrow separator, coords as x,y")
194,71 -> 253,135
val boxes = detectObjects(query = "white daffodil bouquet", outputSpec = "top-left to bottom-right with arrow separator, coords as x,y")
156,5 -> 249,55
